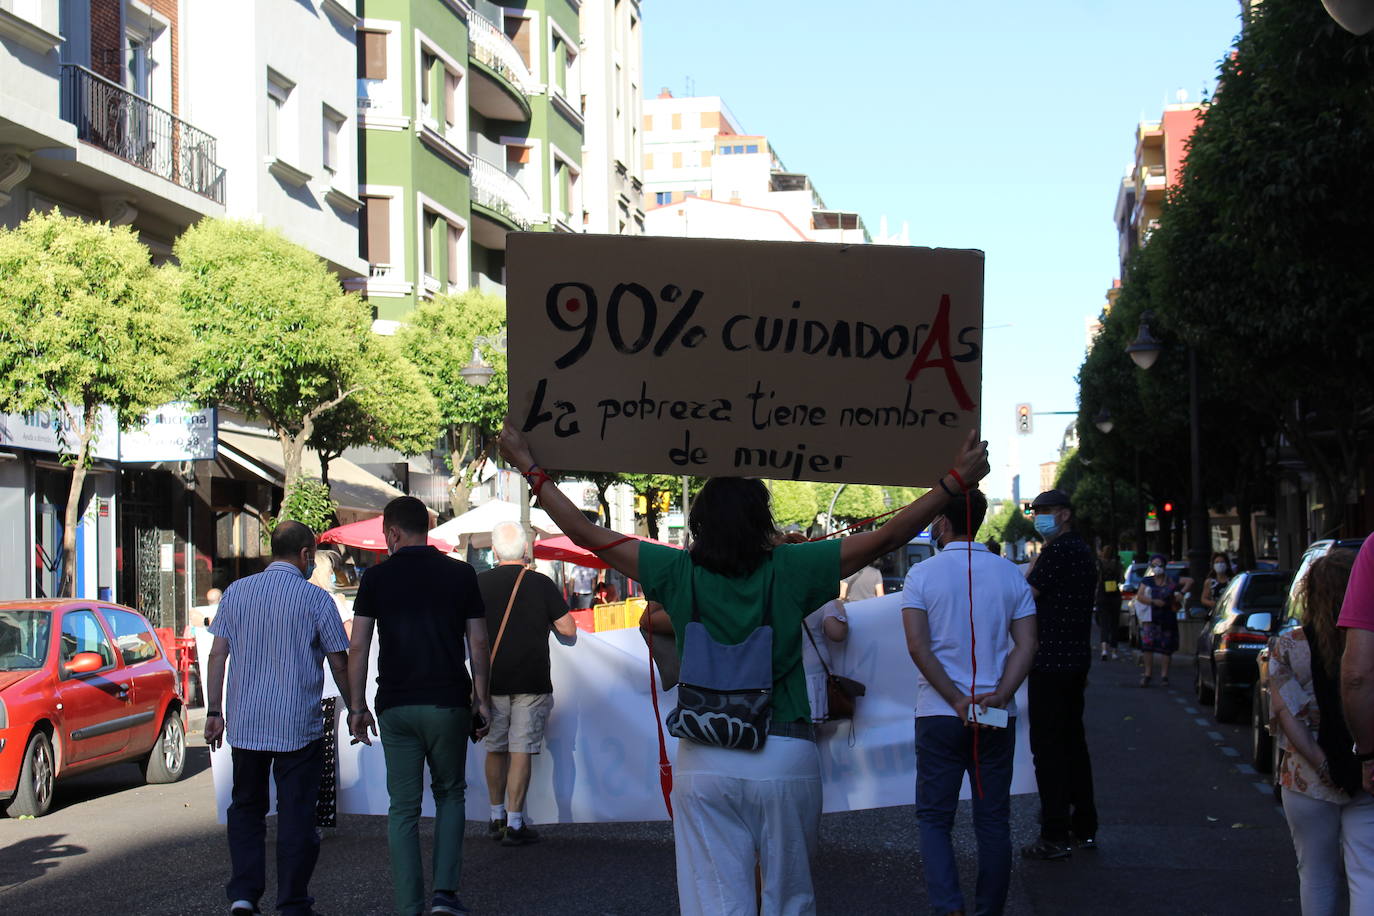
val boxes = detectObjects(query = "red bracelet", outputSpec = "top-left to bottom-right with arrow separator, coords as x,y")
523,466 -> 551,498
948,468 -> 967,493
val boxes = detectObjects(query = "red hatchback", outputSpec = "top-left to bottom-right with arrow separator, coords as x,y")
0,599 -> 187,817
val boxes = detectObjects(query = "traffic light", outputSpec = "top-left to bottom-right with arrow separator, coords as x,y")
1162,501 -> 1174,514
1016,403 -> 1032,435
1021,501 -> 1033,517
656,490 -> 672,513
634,494 -> 647,515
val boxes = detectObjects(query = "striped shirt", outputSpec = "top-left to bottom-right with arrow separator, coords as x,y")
210,561 -> 349,752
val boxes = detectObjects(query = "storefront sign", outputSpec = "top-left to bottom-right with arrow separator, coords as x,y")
0,405 -> 118,459
119,403 -> 218,462
507,234 -> 984,487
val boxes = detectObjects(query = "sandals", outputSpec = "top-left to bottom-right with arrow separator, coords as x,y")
1139,674 -> 1152,687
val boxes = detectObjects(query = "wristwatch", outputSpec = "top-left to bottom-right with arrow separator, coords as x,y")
206,710 -> 222,718
1352,743 -> 1374,762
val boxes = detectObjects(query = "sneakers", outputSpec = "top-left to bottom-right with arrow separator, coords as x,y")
1076,835 -> 1098,851
229,903 -> 261,916
501,823 -> 542,846
488,817 -> 506,841
1020,837 -> 1072,860
430,891 -> 470,915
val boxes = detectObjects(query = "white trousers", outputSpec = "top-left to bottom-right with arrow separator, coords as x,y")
673,736 -> 823,916
1282,787 -> 1374,916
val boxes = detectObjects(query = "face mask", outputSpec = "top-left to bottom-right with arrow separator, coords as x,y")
1033,515 -> 1059,537
1148,566 -> 1163,578
304,561 -> 316,579
1214,562 -> 1228,575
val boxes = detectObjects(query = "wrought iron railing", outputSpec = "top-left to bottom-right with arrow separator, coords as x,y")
468,12 -> 535,95
60,64 -> 225,204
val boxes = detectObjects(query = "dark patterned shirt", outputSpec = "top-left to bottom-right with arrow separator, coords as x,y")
1027,531 -> 1097,672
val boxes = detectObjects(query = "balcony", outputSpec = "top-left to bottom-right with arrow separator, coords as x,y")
60,64 -> 224,203
471,155 -> 532,249
467,13 -> 533,122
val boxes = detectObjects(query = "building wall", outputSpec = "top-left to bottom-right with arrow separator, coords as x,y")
578,0 -> 644,234
183,0 -> 366,277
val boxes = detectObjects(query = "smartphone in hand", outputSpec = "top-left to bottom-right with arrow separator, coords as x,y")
469,711 -> 486,744
967,705 -> 1009,728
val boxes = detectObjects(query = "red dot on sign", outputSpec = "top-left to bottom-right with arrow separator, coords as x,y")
567,299 -> 581,312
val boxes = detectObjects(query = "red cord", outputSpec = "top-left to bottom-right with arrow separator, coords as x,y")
967,492 -> 983,799
645,625 -> 673,818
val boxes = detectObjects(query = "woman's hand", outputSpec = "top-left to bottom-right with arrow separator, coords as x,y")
950,429 -> 991,488
497,416 -> 535,473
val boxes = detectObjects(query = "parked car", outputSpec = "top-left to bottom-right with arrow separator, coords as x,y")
1194,570 -> 1293,722
0,599 -> 186,817
880,534 -> 936,594
1252,537 -> 1366,787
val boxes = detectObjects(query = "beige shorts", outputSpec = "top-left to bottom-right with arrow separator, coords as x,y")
485,693 -> 554,753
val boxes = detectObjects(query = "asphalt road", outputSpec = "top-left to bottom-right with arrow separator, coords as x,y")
1,652 -> 1301,915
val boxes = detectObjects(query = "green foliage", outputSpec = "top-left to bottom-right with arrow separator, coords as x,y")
274,478 -> 337,533
310,334 -> 442,462
977,501 -> 1038,546
175,219 -> 371,433
0,210 -> 189,426
623,472 -> 680,538
397,290 -> 508,433
766,481 -> 820,529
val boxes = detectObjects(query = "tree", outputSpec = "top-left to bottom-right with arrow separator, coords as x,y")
0,211 -> 189,595
622,472 -> 680,539
766,480 -> 820,530
175,219 -> 373,518
309,334 -> 442,486
397,290 -> 507,513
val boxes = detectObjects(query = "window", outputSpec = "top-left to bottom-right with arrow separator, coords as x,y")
655,191 -> 671,205
60,609 -> 116,673
126,36 -> 150,98
422,210 -> 439,279
420,51 -> 436,119
360,30 -> 388,79
102,608 -> 159,665
446,223 -> 464,289
361,195 -> 391,264
671,113 -> 682,130
672,151 -> 682,168
746,144 -> 759,154
733,145 -> 744,154
718,145 -> 732,155
644,152 -> 654,169
444,69 -> 461,128
266,71 -> 296,162
700,151 -> 711,167
322,107 -> 345,174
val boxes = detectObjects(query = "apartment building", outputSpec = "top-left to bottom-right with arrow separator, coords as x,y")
183,0 -> 367,278
1112,95 -> 1202,274
578,0 -> 644,235
351,0 -> 586,323
642,91 -> 868,244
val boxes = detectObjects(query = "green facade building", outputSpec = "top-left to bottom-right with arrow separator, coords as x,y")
352,0 -> 585,325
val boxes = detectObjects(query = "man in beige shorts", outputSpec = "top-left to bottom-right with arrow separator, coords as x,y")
477,521 -> 577,846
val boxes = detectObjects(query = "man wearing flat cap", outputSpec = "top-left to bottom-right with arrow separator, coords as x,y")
1021,489 -> 1099,860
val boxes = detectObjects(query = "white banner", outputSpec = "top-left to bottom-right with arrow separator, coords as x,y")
202,593 -> 1035,824
119,402 -> 217,462
0,405 -> 118,459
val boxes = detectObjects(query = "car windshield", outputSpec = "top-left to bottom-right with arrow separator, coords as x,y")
0,610 -> 52,670
1241,574 -> 1293,609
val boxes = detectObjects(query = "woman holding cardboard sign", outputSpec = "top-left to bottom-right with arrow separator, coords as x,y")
498,417 -> 989,916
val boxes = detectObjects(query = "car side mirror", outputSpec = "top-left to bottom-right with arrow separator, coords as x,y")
1248,612 -> 1273,632
64,651 -> 104,675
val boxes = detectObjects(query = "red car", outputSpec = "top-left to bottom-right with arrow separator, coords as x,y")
0,599 -> 187,817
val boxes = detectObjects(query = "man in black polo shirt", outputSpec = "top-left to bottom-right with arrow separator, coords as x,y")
347,496 -> 491,916
1022,489 -> 1100,860
477,521 -> 576,847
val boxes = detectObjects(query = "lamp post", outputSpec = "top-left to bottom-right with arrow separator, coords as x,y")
1093,409 -> 1119,553
460,333 -> 532,563
1125,311 -> 1210,608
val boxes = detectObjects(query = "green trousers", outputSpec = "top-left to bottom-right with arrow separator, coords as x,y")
378,705 -> 471,915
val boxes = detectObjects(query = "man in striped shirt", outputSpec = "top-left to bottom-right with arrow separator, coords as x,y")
205,520 -> 352,916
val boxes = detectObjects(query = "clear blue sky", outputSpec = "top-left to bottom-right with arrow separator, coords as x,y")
641,0 -> 1244,500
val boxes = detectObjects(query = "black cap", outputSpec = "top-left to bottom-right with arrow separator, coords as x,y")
1031,489 -> 1071,511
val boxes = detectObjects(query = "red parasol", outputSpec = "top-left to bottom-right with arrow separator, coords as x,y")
533,534 -> 680,568
318,515 -> 455,553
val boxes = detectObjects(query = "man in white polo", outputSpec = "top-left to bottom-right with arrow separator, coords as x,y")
902,487 -> 1038,916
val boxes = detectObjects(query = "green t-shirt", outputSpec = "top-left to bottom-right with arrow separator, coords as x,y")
638,539 -> 842,725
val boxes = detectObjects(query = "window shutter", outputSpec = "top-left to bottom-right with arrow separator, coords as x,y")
362,31 -> 387,80
362,196 -> 390,264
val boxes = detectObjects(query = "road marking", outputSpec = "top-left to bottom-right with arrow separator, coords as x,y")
1184,706 -> 1199,714
1194,718 -> 1210,726
1207,731 -> 1225,742
1173,697 -> 1187,704
1235,763 -> 1256,775
1220,746 -> 1240,757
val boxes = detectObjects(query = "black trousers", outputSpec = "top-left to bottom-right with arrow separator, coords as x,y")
1027,669 -> 1098,843
227,738 -> 324,915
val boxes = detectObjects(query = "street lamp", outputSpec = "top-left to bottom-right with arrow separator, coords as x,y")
1093,408 -> 1114,435
459,333 -> 533,563
1125,313 -> 1209,610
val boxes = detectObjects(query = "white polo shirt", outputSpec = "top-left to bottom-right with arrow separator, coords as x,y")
901,542 -> 1036,719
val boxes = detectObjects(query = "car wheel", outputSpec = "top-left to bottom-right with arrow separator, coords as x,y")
1213,667 -> 1241,723
1252,687 -> 1273,772
144,710 -> 186,784
6,731 -> 55,818
1195,660 -> 1214,705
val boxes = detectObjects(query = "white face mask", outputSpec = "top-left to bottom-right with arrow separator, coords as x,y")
1148,566 -> 1164,578
1214,562 -> 1228,574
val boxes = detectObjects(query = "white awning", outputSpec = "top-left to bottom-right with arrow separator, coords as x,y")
218,430 -> 405,522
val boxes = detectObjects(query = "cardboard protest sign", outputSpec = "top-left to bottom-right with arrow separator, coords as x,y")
507,234 -> 983,486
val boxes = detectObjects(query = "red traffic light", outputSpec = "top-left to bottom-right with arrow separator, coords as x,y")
1163,501 -> 1174,513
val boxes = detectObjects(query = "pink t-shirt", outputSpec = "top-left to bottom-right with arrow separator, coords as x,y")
1338,537 -> 1374,631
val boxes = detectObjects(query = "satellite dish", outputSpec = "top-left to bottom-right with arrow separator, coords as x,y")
1322,0 -> 1374,35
